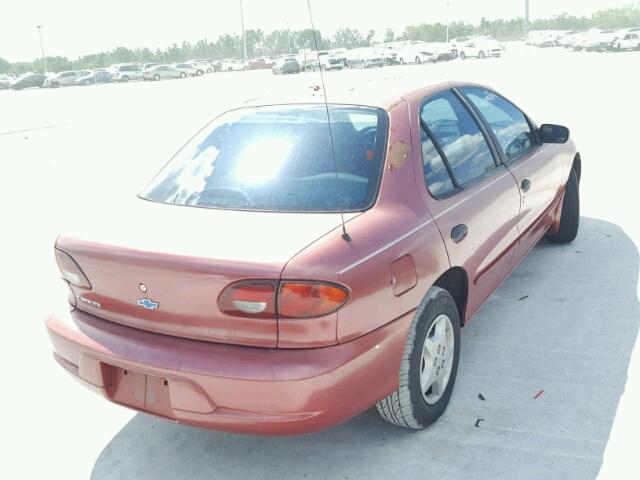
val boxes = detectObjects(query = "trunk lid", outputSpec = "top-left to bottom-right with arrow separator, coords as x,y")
58,199 -> 351,347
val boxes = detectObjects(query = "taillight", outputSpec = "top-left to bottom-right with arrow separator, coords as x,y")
54,249 -> 91,289
279,282 -> 349,319
218,280 -> 278,319
218,280 -> 350,319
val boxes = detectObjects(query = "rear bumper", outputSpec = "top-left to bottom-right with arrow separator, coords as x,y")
46,307 -> 412,435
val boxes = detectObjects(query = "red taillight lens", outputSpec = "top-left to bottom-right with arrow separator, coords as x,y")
54,249 -> 91,289
218,280 -> 278,319
279,282 -> 349,319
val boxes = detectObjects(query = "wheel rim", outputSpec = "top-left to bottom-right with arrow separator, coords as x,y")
420,314 -> 455,405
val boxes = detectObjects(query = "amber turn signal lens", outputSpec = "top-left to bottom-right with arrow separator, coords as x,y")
279,282 -> 350,319
55,248 -> 91,289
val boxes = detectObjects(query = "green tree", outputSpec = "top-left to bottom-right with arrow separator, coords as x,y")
383,28 -> 395,43
0,56 -> 10,73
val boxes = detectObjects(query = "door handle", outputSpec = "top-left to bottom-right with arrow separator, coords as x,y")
520,179 -> 532,192
451,224 -> 468,244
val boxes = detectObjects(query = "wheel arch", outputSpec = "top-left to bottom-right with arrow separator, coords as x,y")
432,267 -> 468,326
572,152 -> 581,185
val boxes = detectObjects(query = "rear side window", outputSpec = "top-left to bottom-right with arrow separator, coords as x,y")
461,87 -> 536,160
420,90 -> 496,188
141,105 -> 388,212
421,130 -> 455,198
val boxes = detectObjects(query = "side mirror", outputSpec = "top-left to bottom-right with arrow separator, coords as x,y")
539,124 -> 570,144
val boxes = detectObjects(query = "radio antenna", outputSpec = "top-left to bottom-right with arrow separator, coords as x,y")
305,0 -> 351,242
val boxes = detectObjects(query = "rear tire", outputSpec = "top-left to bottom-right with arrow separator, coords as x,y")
180,72 -> 187,78
459,52 -> 466,60
121,75 -> 129,82
377,286 -> 461,429
546,169 -> 580,244
415,56 -> 422,64
478,51 -> 485,59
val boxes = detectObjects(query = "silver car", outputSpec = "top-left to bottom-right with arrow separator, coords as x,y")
45,70 -> 90,87
143,65 -> 185,81
174,63 -> 201,76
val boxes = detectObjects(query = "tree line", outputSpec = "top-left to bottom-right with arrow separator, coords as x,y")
1,4 -> 639,75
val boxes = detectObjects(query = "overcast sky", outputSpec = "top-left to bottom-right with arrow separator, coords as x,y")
0,0 -> 633,61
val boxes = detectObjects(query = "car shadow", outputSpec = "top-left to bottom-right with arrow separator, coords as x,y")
91,217 -> 639,480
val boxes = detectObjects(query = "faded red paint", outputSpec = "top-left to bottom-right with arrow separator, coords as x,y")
46,81 -> 578,434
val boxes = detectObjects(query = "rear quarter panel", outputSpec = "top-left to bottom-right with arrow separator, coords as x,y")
281,99 -> 450,345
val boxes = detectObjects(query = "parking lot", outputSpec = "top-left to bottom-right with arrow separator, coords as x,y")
1,43 -> 639,479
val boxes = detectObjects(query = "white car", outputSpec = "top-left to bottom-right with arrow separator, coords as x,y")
612,30 -> 640,51
44,70 -> 90,87
173,63 -> 202,76
458,39 -> 502,59
397,44 -> 438,64
111,63 -> 144,82
220,59 -> 247,72
0,74 -> 15,89
143,65 -> 185,81
187,60 -> 213,73
319,54 -> 343,71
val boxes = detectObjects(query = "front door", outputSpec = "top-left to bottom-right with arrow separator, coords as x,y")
457,86 -> 563,255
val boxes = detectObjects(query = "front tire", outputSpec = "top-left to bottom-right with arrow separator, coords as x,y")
415,56 -> 422,64
546,169 -> 580,244
459,52 -> 466,60
377,286 -> 461,429
478,51 -> 486,59
180,72 -> 187,78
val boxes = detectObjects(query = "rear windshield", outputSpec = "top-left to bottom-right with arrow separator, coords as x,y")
141,105 -> 388,212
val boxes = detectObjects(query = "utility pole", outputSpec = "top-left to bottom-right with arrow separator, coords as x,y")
524,0 -> 530,35
240,0 -> 248,60
36,25 -> 47,73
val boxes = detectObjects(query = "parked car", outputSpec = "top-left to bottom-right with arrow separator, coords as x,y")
174,63 -> 202,76
10,73 -> 47,90
346,48 -> 385,68
111,63 -> 144,82
0,74 -> 13,89
46,80 -> 580,435
458,38 -> 502,59
248,57 -> 275,70
319,54 -> 344,71
187,60 -> 214,73
44,70 -> 89,88
397,44 -> 438,64
272,56 -> 300,74
611,30 -> 640,51
143,64 -> 185,81
74,69 -> 114,86
448,36 -> 472,57
220,59 -> 247,72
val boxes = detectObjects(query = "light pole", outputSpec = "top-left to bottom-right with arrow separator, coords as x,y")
239,0 -> 248,60
36,25 -> 47,73
445,2 -> 452,43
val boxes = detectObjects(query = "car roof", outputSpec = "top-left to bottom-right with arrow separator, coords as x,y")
240,78 -> 456,111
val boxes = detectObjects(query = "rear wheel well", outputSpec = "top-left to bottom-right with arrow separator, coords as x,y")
572,153 -> 581,184
433,267 -> 468,326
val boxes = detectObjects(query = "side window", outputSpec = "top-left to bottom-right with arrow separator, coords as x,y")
420,90 -> 496,188
460,86 -> 536,160
421,129 -> 455,198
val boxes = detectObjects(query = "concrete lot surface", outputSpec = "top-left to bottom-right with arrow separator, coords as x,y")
1,43 -> 638,479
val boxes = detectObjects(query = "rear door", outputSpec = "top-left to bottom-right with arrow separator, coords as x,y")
414,89 -> 522,319
458,86 -> 563,256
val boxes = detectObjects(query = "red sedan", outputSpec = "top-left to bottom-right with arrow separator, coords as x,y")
47,81 -> 580,434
